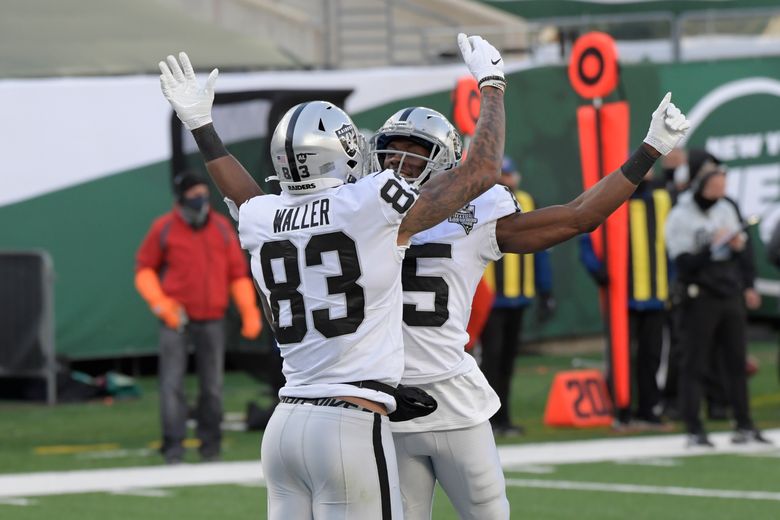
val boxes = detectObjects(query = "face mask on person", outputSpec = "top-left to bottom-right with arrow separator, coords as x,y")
179,195 -> 209,228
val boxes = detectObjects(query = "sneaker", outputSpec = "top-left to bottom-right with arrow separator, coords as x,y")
732,428 -> 773,445
685,432 -> 714,448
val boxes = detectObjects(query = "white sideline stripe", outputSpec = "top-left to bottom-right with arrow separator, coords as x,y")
498,428 -> 780,469
506,479 -> 780,501
0,429 -> 778,499
0,462 -> 264,498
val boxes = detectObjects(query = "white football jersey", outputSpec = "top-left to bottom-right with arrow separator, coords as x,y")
392,185 -> 520,432
238,170 -> 417,411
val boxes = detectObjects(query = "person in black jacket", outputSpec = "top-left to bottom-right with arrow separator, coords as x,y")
665,153 -> 770,447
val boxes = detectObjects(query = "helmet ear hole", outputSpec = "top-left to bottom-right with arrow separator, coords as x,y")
270,101 -> 364,194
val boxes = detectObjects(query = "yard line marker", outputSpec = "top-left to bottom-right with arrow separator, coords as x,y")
509,465 -> 556,474
0,498 -> 35,506
34,443 -> 120,455
109,488 -> 170,497
615,457 -> 680,467
505,478 -> 780,501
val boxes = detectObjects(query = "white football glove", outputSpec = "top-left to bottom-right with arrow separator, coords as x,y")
643,92 -> 691,156
457,33 -> 505,91
159,52 -> 219,131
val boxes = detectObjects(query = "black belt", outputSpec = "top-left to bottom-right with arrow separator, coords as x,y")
280,396 -> 375,414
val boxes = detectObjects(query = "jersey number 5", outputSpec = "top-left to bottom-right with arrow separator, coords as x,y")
259,231 -> 365,343
402,243 -> 452,327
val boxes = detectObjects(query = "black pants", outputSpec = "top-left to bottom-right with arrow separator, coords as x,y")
677,294 -> 752,434
629,309 -> 665,420
480,306 -> 525,427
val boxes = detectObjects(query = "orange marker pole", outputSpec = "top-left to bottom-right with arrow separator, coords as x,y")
568,32 -> 631,410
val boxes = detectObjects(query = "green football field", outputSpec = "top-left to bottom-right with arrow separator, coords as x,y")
2,343 -> 779,519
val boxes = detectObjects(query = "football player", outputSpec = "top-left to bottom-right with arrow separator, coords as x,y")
158,34 -> 506,519
368,94 -> 690,519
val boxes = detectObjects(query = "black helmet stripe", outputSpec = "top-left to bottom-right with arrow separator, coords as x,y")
398,107 -> 415,121
285,103 -> 309,182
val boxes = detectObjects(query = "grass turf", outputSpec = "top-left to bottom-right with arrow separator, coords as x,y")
1,341 -> 779,519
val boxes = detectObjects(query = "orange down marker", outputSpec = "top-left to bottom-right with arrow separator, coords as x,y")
544,370 -> 614,427
570,32 -> 631,411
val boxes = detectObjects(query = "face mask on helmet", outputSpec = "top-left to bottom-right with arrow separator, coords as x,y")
267,101 -> 365,195
368,107 -> 462,188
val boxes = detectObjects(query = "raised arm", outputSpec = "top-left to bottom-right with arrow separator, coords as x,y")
497,93 -> 691,254
398,34 -> 506,244
159,53 -> 263,206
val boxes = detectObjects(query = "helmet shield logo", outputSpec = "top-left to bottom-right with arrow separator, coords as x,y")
336,124 -> 359,158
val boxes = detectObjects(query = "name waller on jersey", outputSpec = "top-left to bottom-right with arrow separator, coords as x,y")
273,198 -> 331,233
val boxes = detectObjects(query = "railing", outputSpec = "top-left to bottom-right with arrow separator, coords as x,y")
420,7 -> 780,66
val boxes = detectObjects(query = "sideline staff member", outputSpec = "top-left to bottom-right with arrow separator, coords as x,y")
135,171 -> 261,464
665,158 -> 769,447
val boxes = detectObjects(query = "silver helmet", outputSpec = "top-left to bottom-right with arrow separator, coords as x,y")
369,107 -> 462,188
269,101 -> 365,194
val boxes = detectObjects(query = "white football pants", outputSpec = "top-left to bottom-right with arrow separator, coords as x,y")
393,420 -> 509,519
261,402 -> 403,519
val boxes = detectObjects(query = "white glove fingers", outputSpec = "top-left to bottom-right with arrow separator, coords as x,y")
654,92 -> 672,116
665,118 -> 681,131
457,33 -> 505,87
678,119 -> 692,132
205,69 -> 219,93
166,55 -> 185,82
457,33 -> 472,58
159,60 -> 176,84
179,52 -> 197,82
159,76 -> 173,98
666,103 -> 681,118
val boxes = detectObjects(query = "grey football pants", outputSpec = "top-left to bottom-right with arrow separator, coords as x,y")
393,420 -> 509,519
262,403 -> 403,519
158,319 -> 224,460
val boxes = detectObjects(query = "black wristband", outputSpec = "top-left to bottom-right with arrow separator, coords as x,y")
191,124 -> 228,162
620,145 -> 657,185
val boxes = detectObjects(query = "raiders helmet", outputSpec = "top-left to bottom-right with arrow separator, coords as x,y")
269,101 -> 365,194
369,107 -> 462,188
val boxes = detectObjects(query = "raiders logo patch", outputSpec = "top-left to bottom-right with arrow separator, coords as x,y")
335,124 -> 359,158
448,204 -> 478,234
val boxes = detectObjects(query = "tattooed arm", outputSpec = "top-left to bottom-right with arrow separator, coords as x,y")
398,86 -> 505,244
397,33 -> 506,245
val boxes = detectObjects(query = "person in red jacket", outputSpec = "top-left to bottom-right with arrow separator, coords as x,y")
135,170 -> 261,464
